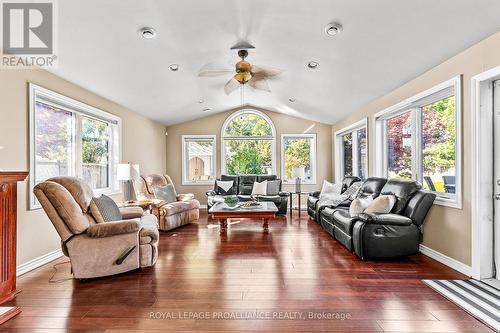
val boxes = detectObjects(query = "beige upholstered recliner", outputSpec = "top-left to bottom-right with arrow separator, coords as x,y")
136,174 -> 200,231
33,177 -> 159,279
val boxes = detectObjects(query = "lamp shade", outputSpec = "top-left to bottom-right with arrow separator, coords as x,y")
117,164 -> 131,181
130,164 -> 140,180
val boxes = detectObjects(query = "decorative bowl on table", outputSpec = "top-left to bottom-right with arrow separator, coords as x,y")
224,195 -> 240,207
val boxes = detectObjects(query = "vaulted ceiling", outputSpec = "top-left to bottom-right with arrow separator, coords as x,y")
51,0 -> 500,125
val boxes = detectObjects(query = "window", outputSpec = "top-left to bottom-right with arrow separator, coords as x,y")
375,76 -> 462,207
281,134 -> 317,184
29,84 -> 121,209
181,135 -> 216,185
221,110 -> 276,175
335,119 -> 368,182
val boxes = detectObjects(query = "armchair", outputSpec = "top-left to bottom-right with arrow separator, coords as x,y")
33,177 -> 159,279
136,174 -> 200,231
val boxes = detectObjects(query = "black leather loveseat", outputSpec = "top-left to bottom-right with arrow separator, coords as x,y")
206,175 -> 289,215
311,177 -> 436,259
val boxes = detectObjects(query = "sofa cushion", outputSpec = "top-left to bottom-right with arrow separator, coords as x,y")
90,194 -> 123,223
349,196 -> 373,217
119,206 -> 144,219
153,184 -> 177,203
216,180 -> 235,195
239,175 -> 257,195
380,179 -> 421,214
341,176 -> 362,193
257,175 -> 277,182
357,177 -> 387,200
266,180 -> 281,195
38,181 -> 90,234
86,219 -> 140,238
257,195 -> 281,204
220,175 -> 239,194
333,210 -> 357,235
364,195 -> 396,214
161,200 -> 199,216
251,180 -> 268,195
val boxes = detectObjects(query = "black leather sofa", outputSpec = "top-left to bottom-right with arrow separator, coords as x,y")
206,175 -> 289,215
311,177 -> 436,259
307,176 -> 361,221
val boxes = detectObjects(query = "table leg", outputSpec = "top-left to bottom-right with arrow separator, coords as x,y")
289,193 -> 293,215
263,218 -> 269,233
219,219 -> 227,234
298,194 -> 301,217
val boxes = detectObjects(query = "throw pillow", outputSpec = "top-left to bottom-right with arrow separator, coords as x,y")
153,184 -> 177,204
319,180 -> 341,199
349,196 -> 373,217
266,180 -> 281,196
364,195 -> 396,214
251,180 -> 268,196
90,194 -> 122,223
216,180 -> 234,195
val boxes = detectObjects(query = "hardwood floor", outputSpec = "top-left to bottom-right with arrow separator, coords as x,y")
1,210 -> 493,332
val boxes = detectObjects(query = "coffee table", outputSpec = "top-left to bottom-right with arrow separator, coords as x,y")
209,201 -> 278,233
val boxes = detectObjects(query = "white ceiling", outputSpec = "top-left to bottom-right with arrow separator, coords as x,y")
52,0 -> 500,125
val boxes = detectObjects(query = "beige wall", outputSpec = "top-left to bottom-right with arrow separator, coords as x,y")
165,107 -> 332,204
0,69 -> 167,266
331,31 -> 500,266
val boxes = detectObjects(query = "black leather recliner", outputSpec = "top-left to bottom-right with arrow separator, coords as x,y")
331,179 -> 436,259
206,175 -> 290,215
321,177 -> 387,241
307,176 -> 361,221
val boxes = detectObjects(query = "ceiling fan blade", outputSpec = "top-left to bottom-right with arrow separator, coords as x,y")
252,65 -> 282,78
198,69 -> 233,77
224,78 -> 241,95
248,77 -> 271,92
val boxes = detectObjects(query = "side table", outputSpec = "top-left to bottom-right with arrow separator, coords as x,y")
289,192 -> 310,216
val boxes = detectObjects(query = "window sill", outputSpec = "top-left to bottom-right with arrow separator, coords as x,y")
433,196 -> 462,209
282,181 -> 317,185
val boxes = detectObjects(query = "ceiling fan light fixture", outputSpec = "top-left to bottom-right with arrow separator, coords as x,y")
139,27 -> 156,39
198,99 -> 204,104
203,108 -> 212,112
307,61 -> 319,69
289,98 -> 296,103
169,64 -> 179,71
325,22 -> 343,36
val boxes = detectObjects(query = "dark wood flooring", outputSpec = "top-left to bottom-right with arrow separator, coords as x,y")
1,210 -> 493,332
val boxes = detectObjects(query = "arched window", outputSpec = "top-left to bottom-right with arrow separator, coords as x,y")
221,110 -> 276,175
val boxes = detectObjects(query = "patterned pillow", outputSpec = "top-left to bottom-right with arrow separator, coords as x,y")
90,194 -> 122,223
216,180 -> 234,195
153,184 -> 177,203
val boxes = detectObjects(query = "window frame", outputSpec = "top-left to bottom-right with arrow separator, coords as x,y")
29,83 -> 121,210
374,76 -> 462,208
181,134 -> 217,186
280,133 -> 317,185
221,109 -> 276,175
334,118 -> 368,183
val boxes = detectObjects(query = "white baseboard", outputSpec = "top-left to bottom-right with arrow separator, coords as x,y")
17,249 -> 64,277
419,244 -> 472,276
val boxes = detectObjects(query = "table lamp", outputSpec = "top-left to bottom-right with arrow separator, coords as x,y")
117,163 -> 140,202
292,167 -> 305,193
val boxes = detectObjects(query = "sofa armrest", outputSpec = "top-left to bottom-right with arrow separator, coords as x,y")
87,219 -> 140,238
206,190 -> 217,196
357,213 -> 413,226
119,207 -> 144,219
279,191 -> 290,197
177,193 -> 195,201
309,191 -> 321,198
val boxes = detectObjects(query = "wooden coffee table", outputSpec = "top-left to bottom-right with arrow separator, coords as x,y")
209,202 -> 278,233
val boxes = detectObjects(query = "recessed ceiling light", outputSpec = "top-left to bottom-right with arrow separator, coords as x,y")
139,27 -> 156,39
198,99 -> 204,104
169,64 -> 179,71
325,22 -> 343,36
289,98 -> 296,103
203,108 -> 211,112
307,61 -> 319,69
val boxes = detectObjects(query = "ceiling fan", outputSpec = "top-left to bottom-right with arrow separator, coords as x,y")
198,42 -> 282,95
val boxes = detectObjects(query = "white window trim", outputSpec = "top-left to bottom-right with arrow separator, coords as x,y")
334,118 -> 368,183
280,133 -> 317,185
181,134 -> 217,186
29,83 -> 122,210
374,76 -> 462,209
221,109 -> 276,175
